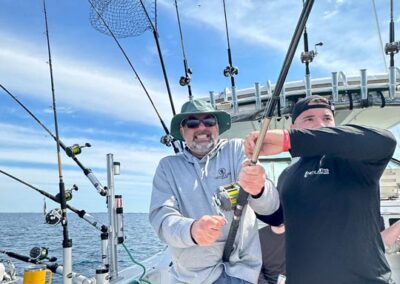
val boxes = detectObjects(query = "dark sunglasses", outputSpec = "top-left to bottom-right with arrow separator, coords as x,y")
181,115 -> 217,129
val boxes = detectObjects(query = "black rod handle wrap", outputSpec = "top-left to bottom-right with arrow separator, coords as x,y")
222,186 -> 249,262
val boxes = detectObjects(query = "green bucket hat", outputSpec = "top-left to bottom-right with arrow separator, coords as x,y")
170,99 -> 231,141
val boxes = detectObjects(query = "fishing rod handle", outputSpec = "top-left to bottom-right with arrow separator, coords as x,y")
2,251 -> 36,263
222,186 -> 249,262
86,171 -> 107,196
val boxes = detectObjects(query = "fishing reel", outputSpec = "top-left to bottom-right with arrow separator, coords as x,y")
212,183 -> 240,212
179,68 -> 192,86
45,208 -> 62,225
66,143 -> 91,157
29,247 -> 57,262
55,184 -> 78,203
385,41 -> 400,54
160,134 -> 175,147
223,66 -> 239,77
301,42 -> 323,63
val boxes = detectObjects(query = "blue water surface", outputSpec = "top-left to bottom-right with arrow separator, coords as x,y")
0,213 -> 165,283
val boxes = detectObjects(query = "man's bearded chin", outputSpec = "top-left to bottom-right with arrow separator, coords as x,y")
190,132 -> 217,155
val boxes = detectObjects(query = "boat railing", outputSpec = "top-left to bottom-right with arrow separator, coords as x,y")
207,68 -> 400,122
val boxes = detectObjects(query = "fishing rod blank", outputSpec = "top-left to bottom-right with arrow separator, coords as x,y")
385,0 -> 399,99
222,0 -> 315,262
255,0 -> 315,162
174,0 -> 193,100
1,167 -> 111,274
88,0 -> 181,153
0,84 -> 108,196
300,0 -> 323,97
222,0 -> 239,108
0,169 -> 103,231
0,250 -> 41,265
43,1 -> 72,282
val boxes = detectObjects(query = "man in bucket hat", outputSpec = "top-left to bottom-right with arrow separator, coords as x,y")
245,95 -> 396,284
150,99 -> 280,284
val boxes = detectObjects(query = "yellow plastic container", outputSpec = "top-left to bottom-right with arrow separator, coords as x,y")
23,264 -> 52,284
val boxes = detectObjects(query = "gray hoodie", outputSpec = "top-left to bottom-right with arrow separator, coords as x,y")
149,138 -> 280,284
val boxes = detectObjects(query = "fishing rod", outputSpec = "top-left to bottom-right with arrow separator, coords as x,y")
222,0 -> 315,262
42,1 -> 72,282
0,84 -> 108,196
1,167 -> 111,275
385,0 -> 399,99
0,169 -> 103,231
174,0 -> 193,100
138,0 -> 177,115
222,0 -> 239,101
254,0 -> 314,162
0,249 -> 45,265
392,157 -> 400,166
88,0 -> 181,153
300,0 -> 322,97
371,0 -> 388,71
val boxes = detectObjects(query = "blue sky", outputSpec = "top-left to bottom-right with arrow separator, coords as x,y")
0,0 -> 399,212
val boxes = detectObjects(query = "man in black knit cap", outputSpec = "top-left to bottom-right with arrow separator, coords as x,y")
245,95 -> 397,284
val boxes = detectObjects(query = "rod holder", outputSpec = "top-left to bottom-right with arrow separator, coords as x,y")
209,91 -> 216,108
280,87 -> 287,108
266,80 -> 273,97
223,87 -> 229,102
255,82 -> 261,110
107,154 -> 118,280
360,69 -> 368,101
305,73 -> 312,97
232,86 -> 238,113
389,66 -> 396,99
331,72 -> 339,103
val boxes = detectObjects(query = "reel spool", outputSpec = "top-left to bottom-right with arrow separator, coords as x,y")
160,134 -> 178,147
65,143 -> 91,157
179,68 -> 192,86
55,184 -> 78,203
300,42 -> 323,63
385,41 -> 400,54
29,247 -> 57,262
213,183 -> 240,211
30,247 -> 48,261
179,75 -> 191,86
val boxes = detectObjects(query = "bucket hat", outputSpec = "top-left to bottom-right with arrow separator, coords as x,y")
170,100 -> 231,141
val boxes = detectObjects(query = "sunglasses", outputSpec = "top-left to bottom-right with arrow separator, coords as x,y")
181,115 -> 217,129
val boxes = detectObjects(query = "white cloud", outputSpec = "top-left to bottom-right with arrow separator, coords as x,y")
159,0 -> 390,76
0,32 -> 186,128
0,121 -> 172,212
323,10 -> 338,19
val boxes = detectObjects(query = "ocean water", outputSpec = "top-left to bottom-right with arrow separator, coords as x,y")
0,213 -> 165,283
